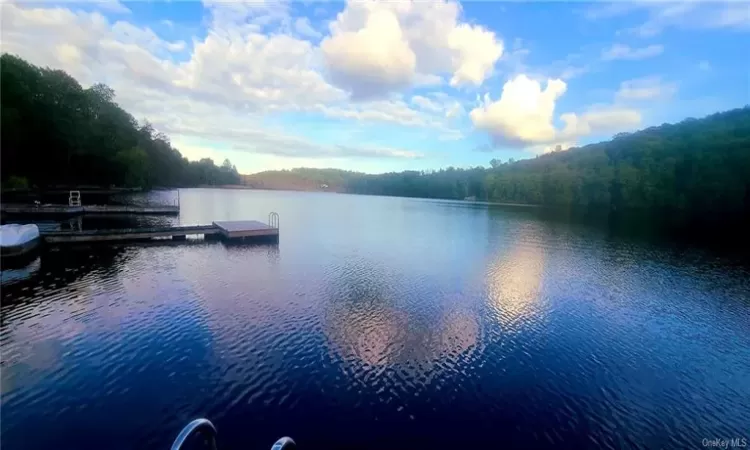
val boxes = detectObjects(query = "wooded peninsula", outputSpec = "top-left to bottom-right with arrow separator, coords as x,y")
2,53 -> 749,229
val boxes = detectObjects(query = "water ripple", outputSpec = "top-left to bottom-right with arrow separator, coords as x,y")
2,191 -> 750,449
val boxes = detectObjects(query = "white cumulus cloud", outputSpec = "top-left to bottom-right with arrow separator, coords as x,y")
0,1 -> 448,169
2,0 -> 648,165
321,0 -> 503,99
470,75 -> 567,147
470,74 -> 642,152
321,8 -> 416,100
447,23 -> 504,87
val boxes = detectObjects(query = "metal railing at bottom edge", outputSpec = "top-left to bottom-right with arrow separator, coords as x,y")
171,418 -> 296,450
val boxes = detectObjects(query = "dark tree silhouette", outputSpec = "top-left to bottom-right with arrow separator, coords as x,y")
1,54 -> 241,189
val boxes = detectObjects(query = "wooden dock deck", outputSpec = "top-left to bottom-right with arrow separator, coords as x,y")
1,204 -> 179,216
40,219 -> 279,244
213,220 -> 278,238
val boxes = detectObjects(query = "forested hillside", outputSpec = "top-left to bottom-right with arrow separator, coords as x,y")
243,168 -> 362,192
3,53 -> 748,223
0,54 -> 240,189
483,108 -> 750,214
249,108 -> 750,221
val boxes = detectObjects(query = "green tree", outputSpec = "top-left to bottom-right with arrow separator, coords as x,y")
0,53 -> 242,189
115,147 -> 149,187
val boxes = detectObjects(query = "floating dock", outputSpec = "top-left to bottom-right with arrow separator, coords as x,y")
1,204 -> 179,216
2,187 -> 143,195
40,219 -> 279,244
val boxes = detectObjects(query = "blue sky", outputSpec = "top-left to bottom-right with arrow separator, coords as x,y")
2,0 -> 748,173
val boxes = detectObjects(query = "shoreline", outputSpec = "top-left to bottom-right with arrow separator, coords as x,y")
189,185 -> 541,206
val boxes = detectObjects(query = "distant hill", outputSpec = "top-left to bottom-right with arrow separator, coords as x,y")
242,168 -> 364,192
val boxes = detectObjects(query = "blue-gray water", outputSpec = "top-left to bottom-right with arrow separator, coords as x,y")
2,189 -> 749,450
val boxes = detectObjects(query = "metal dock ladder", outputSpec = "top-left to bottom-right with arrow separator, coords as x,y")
268,211 -> 279,229
68,190 -> 81,207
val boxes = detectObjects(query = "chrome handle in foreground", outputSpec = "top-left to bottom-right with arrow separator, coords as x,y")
271,436 -> 296,449
171,418 -> 218,450
171,418 -> 296,450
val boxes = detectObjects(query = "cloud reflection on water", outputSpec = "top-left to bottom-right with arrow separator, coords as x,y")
322,266 -> 482,378
485,227 -> 548,335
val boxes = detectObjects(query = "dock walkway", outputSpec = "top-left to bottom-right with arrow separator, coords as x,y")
1,204 -> 179,216
40,218 -> 279,244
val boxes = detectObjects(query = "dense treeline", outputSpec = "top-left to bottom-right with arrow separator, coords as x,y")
250,107 -> 750,221
483,108 -> 750,215
3,54 -> 748,223
1,54 -> 240,189
347,108 -> 750,216
347,167 -> 488,200
242,168 -> 363,192
244,167 -> 490,199
250,105 -> 750,213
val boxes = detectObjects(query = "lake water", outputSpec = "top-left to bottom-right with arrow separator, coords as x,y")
2,189 -> 749,450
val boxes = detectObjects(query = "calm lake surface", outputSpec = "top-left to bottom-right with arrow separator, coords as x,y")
2,189 -> 749,450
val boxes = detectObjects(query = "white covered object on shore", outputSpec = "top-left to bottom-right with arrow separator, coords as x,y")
0,224 -> 40,247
